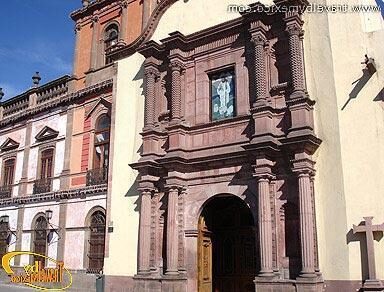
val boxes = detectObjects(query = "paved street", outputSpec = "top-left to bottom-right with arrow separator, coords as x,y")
0,283 -> 31,292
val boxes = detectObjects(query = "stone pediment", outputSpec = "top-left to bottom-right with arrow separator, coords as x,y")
35,126 -> 59,141
85,97 -> 111,119
0,138 -> 20,152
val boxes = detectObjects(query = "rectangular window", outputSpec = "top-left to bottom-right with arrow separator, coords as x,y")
40,149 -> 54,179
3,159 -> 15,186
210,69 -> 236,121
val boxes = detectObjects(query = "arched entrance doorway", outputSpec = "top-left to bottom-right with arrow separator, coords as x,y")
198,195 -> 257,292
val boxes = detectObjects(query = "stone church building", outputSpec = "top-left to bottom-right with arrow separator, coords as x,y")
0,0 -> 384,291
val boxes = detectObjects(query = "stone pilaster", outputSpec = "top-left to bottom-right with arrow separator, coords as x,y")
169,60 -> 185,123
144,66 -> 159,129
119,1 -> 128,43
254,156 -> 275,277
178,187 -> 186,273
250,21 -> 269,107
90,15 -> 100,71
138,190 -> 153,274
56,200 -> 67,262
13,206 -> 25,266
166,186 -> 179,275
18,121 -> 32,196
285,16 -> 305,99
292,153 -> 317,279
73,23 -> 81,75
150,191 -> 160,273
60,105 -> 74,189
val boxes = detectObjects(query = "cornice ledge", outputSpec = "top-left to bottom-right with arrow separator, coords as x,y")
0,184 -> 107,207
0,79 -> 113,127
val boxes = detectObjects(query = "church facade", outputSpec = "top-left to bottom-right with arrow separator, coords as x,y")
104,0 -> 384,291
0,0 -> 383,292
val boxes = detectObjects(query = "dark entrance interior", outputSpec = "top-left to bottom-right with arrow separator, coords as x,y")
198,196 -> 257,292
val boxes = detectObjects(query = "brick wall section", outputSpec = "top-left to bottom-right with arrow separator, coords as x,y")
81,118 -> 91,172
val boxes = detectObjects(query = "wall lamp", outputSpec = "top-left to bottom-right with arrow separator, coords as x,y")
1,215 -> 18,246
45,210 -> 61,245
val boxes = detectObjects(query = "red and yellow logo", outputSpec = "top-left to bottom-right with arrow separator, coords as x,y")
2,251 -> 72,290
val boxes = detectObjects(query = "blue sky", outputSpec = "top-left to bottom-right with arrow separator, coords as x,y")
0,1 -> 80,100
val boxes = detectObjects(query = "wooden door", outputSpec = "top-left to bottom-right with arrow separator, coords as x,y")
198,217 -> 212,292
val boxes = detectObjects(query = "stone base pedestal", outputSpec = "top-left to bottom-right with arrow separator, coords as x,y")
254,278 -> 324,292
361,279 -> 384,291
133,274 -> 186,292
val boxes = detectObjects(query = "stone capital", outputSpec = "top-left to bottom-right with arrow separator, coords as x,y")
75,23 -> 82,33
286,22 -> 303,36
119,0 -> 128,9
91,15 -> 99,24
251,33 -> 268,47
169,59 -> 185,72
144,66 -> 160,79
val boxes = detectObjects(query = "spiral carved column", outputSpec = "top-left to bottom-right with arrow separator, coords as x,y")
169,60 -> 184,123
251,32 -> 268,106
286,22 -> 305,98
144,67 -> 158,128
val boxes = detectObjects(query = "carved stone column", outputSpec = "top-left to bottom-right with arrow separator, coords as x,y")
90,15 -> 100,71
138,190 -> 152,274
119,1 -> 128,43
255,156 -> 275,277
169,60 -> 184,123
285,18 -> 305,98
166,186 -> 179,275
297,171 -> 316,278
292,153 -> 317,279
250,22 -> 269,107
144,66 -> 159,128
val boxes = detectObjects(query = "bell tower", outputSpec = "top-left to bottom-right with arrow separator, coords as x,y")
70,0 -> 144,89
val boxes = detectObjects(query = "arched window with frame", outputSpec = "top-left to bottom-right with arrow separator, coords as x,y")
34,149 -> 54,194
87,210 -> 106,273
33,215 -> 48,266
0,217 -> 9,260
0,158 -> 15,198
104,24 -> 119,64
87,115 -> 110,186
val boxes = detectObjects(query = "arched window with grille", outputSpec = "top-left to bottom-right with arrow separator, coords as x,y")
87,115 -> 110,186
104,24 -> 119,64
0,217 -> 9,260
87,210 -> 106,273
33,216 -> 48,266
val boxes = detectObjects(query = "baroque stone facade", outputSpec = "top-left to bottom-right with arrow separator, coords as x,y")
129,2 -> 323,291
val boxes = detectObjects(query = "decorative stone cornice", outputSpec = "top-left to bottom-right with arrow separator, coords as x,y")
70,0 -> 117,21
0,79 -> 113,127
0,184 -> 107,207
